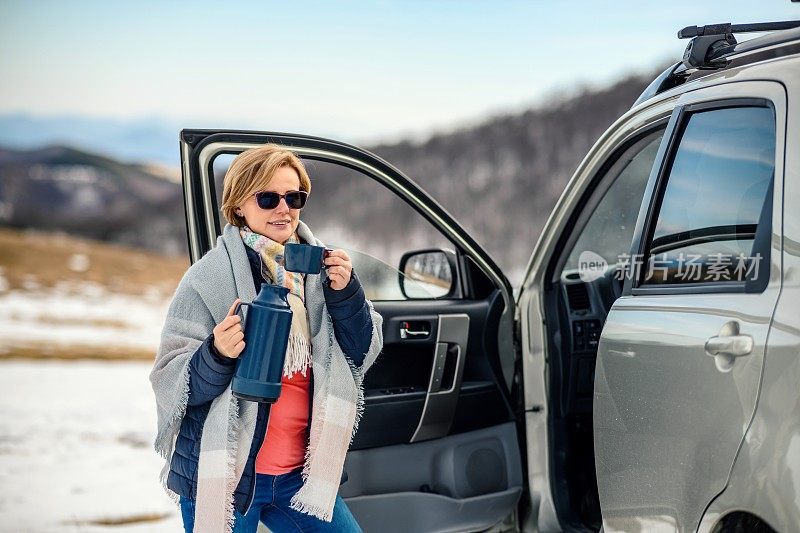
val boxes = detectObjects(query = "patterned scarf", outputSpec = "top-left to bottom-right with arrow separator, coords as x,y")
239,225 -> 312,377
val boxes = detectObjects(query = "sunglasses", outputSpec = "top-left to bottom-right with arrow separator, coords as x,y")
254,190 -> 308,210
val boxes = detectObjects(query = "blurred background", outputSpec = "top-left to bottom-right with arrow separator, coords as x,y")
1,1 -> 797,530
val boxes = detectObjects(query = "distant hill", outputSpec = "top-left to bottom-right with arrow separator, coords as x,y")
0,71 -> 656,282
362,72 -> 654,279
0,146 -> 187,255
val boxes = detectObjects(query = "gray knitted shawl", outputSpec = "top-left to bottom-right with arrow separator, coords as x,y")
150,221 -> 384,531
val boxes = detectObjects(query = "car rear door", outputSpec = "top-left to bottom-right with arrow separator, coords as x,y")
594,81 -> 786,532
179,131 -> 525,533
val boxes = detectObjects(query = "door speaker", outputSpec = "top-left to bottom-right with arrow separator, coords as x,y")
454,439 -> 507,497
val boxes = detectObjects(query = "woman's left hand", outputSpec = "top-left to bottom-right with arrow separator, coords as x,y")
324,249 -> 352,290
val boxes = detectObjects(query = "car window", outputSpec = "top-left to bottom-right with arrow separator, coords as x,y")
642,106 -> 775,286
212,155 -> 454,301
562,132 -> 663,274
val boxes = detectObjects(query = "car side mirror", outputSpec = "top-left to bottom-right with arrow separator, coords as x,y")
398,249 -> 456,299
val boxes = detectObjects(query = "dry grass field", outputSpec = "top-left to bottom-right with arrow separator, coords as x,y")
0,227 -> 188,360
0,226 -> 188,296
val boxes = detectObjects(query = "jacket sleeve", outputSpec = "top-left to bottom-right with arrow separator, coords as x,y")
150,274 -> 225,451
150,271 -> 235,414
323,269 -> 373,367
186,333 -> 237,407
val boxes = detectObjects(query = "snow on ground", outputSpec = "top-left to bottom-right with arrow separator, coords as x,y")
0,360 -> 182,532
0,285 -> 169,355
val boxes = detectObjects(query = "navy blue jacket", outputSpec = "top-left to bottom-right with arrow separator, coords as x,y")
166,244 -> 373,514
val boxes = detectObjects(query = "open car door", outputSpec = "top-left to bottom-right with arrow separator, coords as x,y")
179,130 -> 525,532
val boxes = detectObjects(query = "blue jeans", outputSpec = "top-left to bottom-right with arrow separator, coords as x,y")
179,466 -> 362,532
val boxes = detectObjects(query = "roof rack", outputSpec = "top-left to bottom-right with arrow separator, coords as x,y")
633,18 -> 800,107
679,21 -> 800,69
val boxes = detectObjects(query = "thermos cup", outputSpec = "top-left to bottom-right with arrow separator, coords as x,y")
230,283 -> 293,403
284,243 -> 333,274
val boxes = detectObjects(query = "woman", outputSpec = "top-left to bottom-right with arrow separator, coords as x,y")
150,144 -> 383,533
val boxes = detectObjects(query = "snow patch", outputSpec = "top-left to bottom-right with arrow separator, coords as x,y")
0,286 -> 169,353
67,253 -> 91,273
0,360 -> 183,531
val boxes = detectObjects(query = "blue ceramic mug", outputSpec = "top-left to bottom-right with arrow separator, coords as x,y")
284,243 -> 333,274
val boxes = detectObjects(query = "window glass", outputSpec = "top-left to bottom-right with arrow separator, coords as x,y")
643,106 -> 775,285
213,154 -> 455,301
563,133 -> 662,274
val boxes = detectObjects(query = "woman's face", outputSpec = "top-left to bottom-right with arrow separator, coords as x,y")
237,165 -> 303,244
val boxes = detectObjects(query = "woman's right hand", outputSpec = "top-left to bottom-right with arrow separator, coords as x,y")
213,299 -> 245,359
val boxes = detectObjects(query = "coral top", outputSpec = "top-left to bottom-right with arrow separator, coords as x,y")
255,285 -> 313,474
255,364 -> 312,474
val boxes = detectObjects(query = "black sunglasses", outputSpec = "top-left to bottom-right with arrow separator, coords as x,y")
254,190 -> 308,210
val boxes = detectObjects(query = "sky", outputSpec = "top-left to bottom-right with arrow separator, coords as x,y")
1,0 -> 799,144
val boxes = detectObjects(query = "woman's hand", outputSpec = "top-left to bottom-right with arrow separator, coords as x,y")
324,249 -> 352,290
213,299 -> 245,358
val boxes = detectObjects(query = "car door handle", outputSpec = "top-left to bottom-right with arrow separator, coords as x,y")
400,321 -> 430,339
704,321 -> 753,372
704,334 -> 753,357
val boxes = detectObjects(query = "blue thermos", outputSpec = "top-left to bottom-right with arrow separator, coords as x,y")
231,283 -> 293,403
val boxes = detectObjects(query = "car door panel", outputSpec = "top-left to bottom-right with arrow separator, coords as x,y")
353,293 -> 514,449
341,421 -> 523,533
594,81 -> 786,532
179,131 -> 522,532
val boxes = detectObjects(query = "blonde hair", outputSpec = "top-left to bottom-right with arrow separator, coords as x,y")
221,144 -> 312,227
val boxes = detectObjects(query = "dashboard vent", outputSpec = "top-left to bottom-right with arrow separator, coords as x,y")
566,283 -> 590,311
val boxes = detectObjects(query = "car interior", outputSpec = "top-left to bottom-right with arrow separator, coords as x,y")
541,265 -> 622,531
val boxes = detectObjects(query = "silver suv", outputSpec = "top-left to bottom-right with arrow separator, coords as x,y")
179,21 -> 800,533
